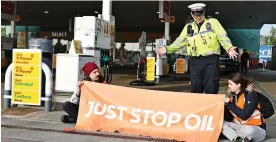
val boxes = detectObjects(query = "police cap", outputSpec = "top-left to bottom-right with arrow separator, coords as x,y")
188,3 -> 206,16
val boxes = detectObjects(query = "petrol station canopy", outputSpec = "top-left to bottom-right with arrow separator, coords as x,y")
15,1 -> 276,32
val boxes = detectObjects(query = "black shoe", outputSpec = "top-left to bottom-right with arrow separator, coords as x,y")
234,137 -> 243,142
242,138 -> 251,142
61,115 -> 75,123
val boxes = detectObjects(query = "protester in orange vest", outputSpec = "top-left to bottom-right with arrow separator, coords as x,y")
223,73 -> 266,142
61,62 -> 107,123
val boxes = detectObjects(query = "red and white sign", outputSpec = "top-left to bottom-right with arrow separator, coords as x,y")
1,1 -> 15,20
159,0 -> 170,21
1,1 -> 15,15
163,0 -> 170,17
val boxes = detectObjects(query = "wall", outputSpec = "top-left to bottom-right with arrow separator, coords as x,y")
226,29 -> 260,58
259,45 -> 272,62
272,46 -> 276,70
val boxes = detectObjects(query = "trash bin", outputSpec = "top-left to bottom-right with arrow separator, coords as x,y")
28,38 -> 53,106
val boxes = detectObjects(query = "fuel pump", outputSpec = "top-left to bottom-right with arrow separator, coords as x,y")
129,32 -> 156,86
55,15 -> 114,93
74,15 -> 113,84
155,38 -> 169,83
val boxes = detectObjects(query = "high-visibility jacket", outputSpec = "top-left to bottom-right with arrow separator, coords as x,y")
229,93 -> 265,126
167,18 -> 233,56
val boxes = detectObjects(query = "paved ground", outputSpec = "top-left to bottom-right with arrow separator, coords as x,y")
248,69 -> 276,100
2,68 -> 276,142
2,114 -> 276,142
247,69 -> 276,110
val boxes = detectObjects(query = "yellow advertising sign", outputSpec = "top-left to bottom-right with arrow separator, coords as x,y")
12,49 -> 42,105
12,90 -> 40,105
111,25 -> 115,37
52,54 -> 56,68
13,52 -> 41,65
146,57 -> 155,81
17,32 -> 26,48
73,40 -> 83,54
163,64 -> 169,75
176,58 -> 185,74
15,15 -> 20,22
161,16 -> 175,23
13,65 -> 40,78
12,78 -> 40,91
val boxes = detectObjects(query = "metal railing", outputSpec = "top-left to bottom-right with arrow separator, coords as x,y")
4,62 -> 53,112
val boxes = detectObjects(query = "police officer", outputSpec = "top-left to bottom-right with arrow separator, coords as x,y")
155,3 -> 238,94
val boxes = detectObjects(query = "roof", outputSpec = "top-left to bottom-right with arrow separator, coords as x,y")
15,1 -> 276,32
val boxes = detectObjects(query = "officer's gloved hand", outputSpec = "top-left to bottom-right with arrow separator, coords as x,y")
155,46 -> 167,56
228,47 -> 239,59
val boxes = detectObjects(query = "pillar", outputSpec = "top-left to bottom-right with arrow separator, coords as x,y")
10,1 -> 17,38
165,22 -> 170,43
10,21 -> 16,37
102,0 -> 112,21
69,18 -> 73,32
102,0 -> 116,62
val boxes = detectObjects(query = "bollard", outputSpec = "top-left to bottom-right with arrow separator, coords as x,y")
4,63 -> 13,109
44,96 -> 52,112
42,62 -> 53,112
4,90 -> 11,108
3,62 -> 53,112
262,61 -> 265,71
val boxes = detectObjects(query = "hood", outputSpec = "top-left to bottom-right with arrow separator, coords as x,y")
245,83 -> 254,92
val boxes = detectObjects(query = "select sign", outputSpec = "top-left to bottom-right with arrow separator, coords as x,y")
52,32 -> 67,37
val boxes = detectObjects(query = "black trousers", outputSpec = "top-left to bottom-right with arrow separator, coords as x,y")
240,63 -> 248,75
63,102 -> 79,122
189,55 -> 220,94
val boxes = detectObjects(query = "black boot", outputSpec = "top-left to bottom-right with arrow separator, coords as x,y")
61,115 -> 75,123
242,138 -> 251,142
234,137 -> 243,142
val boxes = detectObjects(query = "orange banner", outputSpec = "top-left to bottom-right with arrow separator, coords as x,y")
74,81 -> 225,142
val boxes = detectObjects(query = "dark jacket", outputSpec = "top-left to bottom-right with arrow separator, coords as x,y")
241,52 -> 250,64
226,91 -> 266,129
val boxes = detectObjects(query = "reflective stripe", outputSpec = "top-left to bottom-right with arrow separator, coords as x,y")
199,30 -> 213,35
233,109 -> 262,124
188,33 -> 197,37
176,43 -> 184,48
231,112 -> 237,117
251,110 -> 262,116
217,34 -> 227,38
172,37 -> 186,48
252,115 -> 262,119
202,48 -> 221,56
220,39 -> 231,43
189,30 -> 213,37
174,37 -> 186,43
234,116 -> 262,124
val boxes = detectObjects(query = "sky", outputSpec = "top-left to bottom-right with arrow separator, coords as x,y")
260,24 -> 276,36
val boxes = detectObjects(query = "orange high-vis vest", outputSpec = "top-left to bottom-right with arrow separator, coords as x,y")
230,93 -> 265,126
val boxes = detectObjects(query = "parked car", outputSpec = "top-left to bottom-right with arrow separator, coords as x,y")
178,47 -> 239,74
219,52 -> 239,73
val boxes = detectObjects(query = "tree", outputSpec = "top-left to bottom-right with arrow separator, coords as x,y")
269,27 -> 276,46
260,35 -> 269,45
260,26 -> 276,46
268,27 -> 276,70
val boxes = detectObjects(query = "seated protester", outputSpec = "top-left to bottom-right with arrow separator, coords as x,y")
61,62 -> 106,123
223,73 -> 266,142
